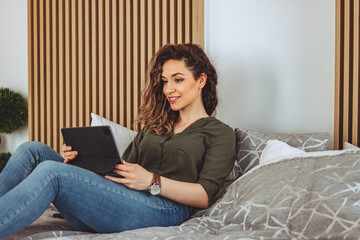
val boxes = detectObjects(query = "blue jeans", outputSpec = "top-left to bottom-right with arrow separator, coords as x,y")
0,141 -> 193,238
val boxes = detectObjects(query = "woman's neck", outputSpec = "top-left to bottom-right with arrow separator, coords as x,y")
173,107 -> 209,134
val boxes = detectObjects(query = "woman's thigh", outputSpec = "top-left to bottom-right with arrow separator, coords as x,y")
51,162 -> 191,232
1,161 -> 191,237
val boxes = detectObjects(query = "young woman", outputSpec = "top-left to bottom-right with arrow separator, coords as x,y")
0,43 -> 236,237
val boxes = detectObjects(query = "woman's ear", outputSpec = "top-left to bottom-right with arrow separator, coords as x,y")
198,73 -> 207,89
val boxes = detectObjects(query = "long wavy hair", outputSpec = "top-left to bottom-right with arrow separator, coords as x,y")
137,43 -> 218,135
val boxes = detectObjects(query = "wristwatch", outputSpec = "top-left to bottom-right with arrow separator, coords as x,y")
149,173 -> 161,195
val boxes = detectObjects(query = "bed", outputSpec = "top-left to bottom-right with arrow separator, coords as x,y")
4,116 -> 360,239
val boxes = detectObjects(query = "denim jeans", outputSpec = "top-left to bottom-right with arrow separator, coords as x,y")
0,141 -> 193,238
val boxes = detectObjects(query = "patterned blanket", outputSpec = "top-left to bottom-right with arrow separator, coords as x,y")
6,151 -> 360,240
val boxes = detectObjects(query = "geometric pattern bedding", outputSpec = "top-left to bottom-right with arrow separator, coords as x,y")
224,129 -> 330,188
8,150 -> 360,239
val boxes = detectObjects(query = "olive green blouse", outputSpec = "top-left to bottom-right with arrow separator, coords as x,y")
122,117 -> 236,206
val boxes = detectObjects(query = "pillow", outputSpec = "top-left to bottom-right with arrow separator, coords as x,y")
235,128 -> 330,175
91,113 -> 137,156
260,139 -> 305,165
343,142 -> 360,150
260,139 -> 355,166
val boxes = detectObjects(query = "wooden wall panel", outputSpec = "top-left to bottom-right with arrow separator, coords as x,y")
335,0 -> 360,149
28,0 -> 204,153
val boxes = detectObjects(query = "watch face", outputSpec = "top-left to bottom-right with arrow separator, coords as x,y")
150,184 -> 161,195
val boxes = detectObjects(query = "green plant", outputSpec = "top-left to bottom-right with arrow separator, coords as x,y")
0,87 -> 28,134
0,152 -> 11,173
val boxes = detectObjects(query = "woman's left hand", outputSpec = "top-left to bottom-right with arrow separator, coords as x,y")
105,161 -> 153,191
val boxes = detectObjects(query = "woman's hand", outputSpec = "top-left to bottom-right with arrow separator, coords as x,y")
105,161 -> 153,191
62,146 -> 78,163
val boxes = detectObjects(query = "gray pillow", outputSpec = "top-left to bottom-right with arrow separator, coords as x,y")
235,128 -> 330,176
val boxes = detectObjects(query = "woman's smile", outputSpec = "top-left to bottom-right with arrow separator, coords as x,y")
168,96 -> 181,104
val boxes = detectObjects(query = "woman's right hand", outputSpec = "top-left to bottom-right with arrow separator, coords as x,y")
62,146 -> 78,163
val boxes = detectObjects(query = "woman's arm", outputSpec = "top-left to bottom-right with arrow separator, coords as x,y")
105,161 -> 209,208
160,176 -> 209,208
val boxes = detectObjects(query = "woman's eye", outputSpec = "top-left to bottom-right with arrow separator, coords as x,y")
175,79 -> 183,82
162,80 -> 168,84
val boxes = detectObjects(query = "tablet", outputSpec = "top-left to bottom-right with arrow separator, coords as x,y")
61,126 -> 122,176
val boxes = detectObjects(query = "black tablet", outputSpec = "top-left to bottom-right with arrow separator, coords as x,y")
61,126 -> 122,176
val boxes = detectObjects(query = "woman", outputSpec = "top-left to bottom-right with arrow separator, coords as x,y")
0,43 -> 235,237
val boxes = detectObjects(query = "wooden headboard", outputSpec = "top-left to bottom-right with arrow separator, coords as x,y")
335,0 -> 360,149
27,0 -> 204,153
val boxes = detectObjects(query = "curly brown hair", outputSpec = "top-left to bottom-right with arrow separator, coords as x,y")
137,43 -> 218,135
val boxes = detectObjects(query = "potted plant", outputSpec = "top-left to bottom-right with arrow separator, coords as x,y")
0,87 -> 27,170
0,152 -> 11,173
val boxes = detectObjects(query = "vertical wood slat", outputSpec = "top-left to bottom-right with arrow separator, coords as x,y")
28,0 -> 204,153
335,0 -> 360,149
352,0 -> 359,146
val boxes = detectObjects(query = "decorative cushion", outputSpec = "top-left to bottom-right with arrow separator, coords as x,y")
235,128 -> 330,175
91,113 -> 137,156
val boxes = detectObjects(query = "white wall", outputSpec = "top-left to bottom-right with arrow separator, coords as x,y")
205,0 -> 335,148
0,0 -> 28,154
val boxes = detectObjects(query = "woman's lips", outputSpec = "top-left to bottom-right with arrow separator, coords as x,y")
168,96 -> 180,104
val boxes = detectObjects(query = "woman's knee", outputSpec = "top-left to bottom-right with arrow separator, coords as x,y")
16,141 -> 51,155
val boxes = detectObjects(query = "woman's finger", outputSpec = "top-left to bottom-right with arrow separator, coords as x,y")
62,146 -> 72,152
105,175 -> 129,184
64,151 -> 78,158
112,169 -> 132,179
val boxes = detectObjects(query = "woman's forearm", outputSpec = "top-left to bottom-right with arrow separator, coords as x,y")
159,176 -> 209,209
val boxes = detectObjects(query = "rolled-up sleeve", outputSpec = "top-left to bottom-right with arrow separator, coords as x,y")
197,127 -> 236,206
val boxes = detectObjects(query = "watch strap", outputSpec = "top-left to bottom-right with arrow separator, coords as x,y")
152,173 -> 161,186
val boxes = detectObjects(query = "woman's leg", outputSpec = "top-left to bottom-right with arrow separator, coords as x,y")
0,160 -> 192,238
0,141 -> 64,197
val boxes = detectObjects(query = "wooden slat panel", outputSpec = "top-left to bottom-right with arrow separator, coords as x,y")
133,0 -> 139,129
343,0 -> 350,146
169,0 -> 175,44
184,0 -> 190,43
28,0 -> 34,142
335,0 -> 341,149
352,0 -> 359,146
119,0 -> 125,125
84,0 -> 91,127
52,0 -> 59,152
58,0 -> 65,150
177,0 -> 183,43
192,0 -> 204,46
64,0 -> 71,127
28,0 -> 204,152
112,0 -> 118,124
98,0 -> 105,117
335,0 -> 360,149
46,0 -> 52,147
105,0 -> 111,120
78,0 -> 85,126
39,0 -> 45,142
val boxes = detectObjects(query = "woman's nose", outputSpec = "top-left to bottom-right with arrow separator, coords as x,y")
165,83 -> 175,94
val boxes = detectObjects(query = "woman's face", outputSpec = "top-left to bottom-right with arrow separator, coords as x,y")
161,60 -> 206,113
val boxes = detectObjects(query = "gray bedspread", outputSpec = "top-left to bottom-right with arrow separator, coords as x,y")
5,150 -> 360,240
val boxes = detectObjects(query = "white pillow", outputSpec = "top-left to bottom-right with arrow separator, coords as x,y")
91,113 -> 137,156
260,140 -> 305,165
343,142 -> 360,150
260,139 -> 355,166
